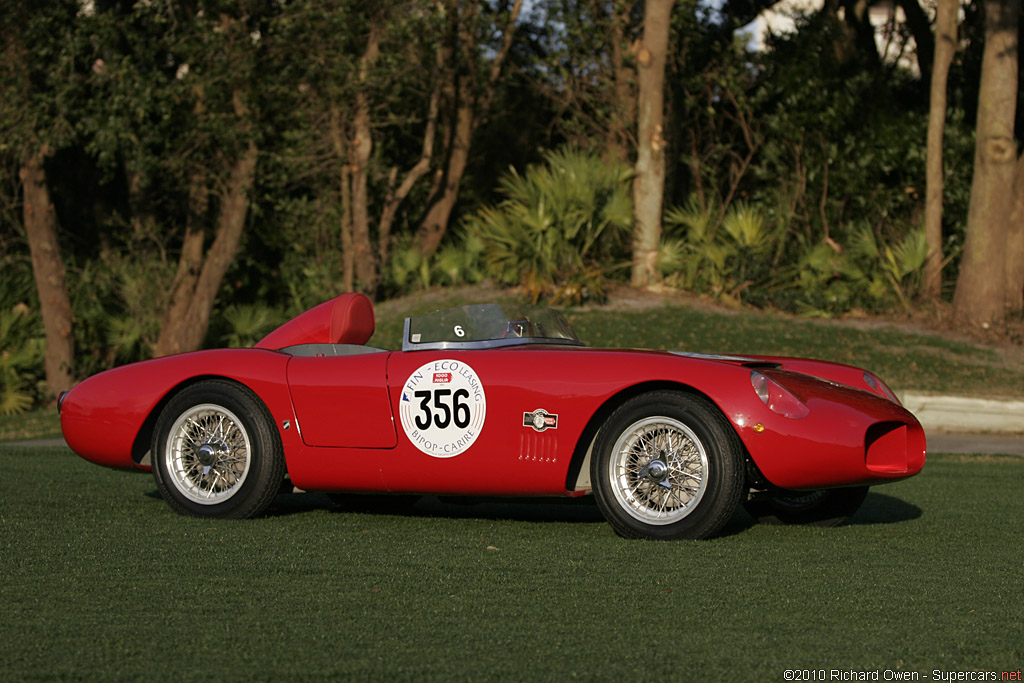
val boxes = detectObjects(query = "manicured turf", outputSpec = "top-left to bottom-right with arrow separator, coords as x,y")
1,446 -> 1020,680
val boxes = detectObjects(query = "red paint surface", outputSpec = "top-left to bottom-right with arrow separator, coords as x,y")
62,343 -> 925,495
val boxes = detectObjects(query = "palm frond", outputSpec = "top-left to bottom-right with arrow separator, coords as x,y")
221,304 -> 282,348
462,145 -> 633,303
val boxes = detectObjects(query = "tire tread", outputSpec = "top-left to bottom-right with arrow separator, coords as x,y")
152,379 -> 285,519
591,390 -> 745,540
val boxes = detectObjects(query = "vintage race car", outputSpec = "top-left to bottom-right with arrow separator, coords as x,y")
60,293 -> 926,540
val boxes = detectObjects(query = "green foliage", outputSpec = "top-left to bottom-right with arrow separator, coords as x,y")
786,223 -> 930,315
220,304 -> 284,348
0,304 -> 44,415
0,1 -> 82,157
463,147 -> 633,304
662,198 -> 781,305
279,256 -> 348,317
67,251 -> 171,374
385,234 -> 484,295
389,238 -> 434,293
742,18 -> 951,252
662,194 -> 933,314
0,252 -> 45,413
433,235 -> 485,287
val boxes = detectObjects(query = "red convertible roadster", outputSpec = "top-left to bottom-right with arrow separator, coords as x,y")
60,293 -> 926,539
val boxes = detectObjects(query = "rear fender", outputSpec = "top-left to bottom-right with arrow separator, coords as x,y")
61,349 -> 297,471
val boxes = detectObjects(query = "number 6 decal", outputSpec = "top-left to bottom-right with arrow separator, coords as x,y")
400,360 -> 486,458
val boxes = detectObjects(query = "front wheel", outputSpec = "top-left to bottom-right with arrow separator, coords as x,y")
743,486 -> 869,527
152,380 -> 285,519
591,391 -> 745,540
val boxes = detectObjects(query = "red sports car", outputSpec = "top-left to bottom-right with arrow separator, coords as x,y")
60,293 -> 926,539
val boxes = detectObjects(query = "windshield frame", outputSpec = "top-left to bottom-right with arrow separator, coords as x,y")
401,303 -> 585,352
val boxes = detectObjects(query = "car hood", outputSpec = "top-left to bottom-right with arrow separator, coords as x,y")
667,350 -> 780,366
574,346 -> 897,404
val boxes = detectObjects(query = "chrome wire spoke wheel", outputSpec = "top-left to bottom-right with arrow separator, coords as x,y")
164,403 -> 252,505
608,416 -> 709,525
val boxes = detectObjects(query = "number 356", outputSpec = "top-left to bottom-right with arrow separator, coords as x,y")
413,389 -> 471,430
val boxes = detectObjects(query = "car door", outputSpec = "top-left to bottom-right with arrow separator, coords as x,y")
382,349 -> 588,496
286,349 -> 398,448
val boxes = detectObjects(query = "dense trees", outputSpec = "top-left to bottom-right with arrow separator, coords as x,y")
3,2 -> 79,396
1,0 -> 1022,410
952,0 -> 1023,327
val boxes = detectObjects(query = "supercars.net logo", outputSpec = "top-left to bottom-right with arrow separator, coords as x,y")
783,669 -> 1022,681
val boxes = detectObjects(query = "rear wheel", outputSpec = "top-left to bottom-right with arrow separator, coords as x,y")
743,486 -> 869,526
152,380 -> 285,519
591,391 -> 745,540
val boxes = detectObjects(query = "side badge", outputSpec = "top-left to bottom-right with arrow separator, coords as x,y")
523,408 -> 558,433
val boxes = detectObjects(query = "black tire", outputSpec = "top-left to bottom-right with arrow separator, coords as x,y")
743,486 -> 869,527
591,391 -> 745,540
152,379 -> 285,519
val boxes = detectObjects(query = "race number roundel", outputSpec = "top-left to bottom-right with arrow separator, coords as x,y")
399,360 -> 486,458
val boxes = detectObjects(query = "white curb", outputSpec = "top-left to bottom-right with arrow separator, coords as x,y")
900,392 -> 1024,434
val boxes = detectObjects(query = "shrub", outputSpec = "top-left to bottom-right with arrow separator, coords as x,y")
662,198 -> 780,306
463,146 -> 633,304
0,304 -> 44,415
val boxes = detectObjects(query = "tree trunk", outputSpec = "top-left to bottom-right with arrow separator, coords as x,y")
154,143 -> 258,356
607,0 -> 636,164
838,0 -> 882,70
953,0 -> 1020,328
21,147 -> 74,397
329,105 -> 354,292
922,0 -> 957,299
340,164 -> 355,293
631,0 -> 674,287
417,100 -> 473,256
350,25 -> 382,293
1007,154 -> 1024,315
157,224 -> 205,355
415,0 -> 522,257
378,77 -> 440,265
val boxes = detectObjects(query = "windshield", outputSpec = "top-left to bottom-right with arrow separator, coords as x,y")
402,303 -> 583,351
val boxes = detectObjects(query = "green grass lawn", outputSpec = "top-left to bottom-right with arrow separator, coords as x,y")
0,409 -> 62,442
1,446 -> 1020,680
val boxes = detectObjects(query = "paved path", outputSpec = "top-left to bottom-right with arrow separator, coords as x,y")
927,432 -> 1024,456
4,439 -> 67,448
